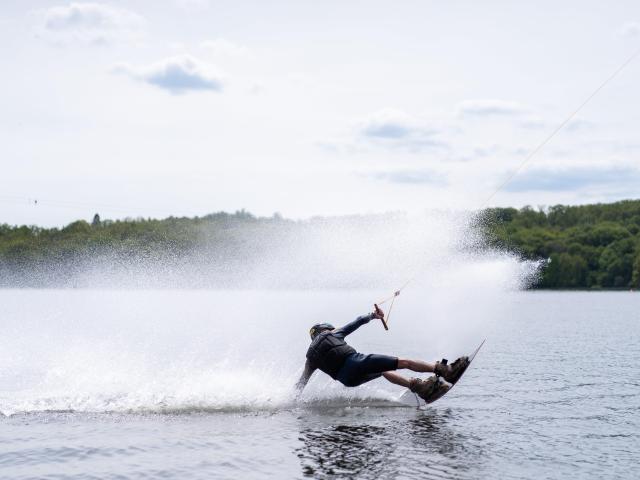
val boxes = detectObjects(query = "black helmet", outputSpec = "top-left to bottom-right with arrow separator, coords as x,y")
309,323 -> 334,339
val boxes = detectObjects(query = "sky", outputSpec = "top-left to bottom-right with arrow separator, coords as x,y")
1,0 -> 639,226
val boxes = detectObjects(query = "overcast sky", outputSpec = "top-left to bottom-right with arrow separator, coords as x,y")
1,0 -> 639,226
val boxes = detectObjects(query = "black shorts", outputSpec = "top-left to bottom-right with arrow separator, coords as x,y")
336,353 -> 399,387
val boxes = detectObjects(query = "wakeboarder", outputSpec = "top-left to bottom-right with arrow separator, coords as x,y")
295,306 -> 470,403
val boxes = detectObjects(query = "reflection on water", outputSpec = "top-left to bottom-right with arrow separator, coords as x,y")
297,423 -> 391,478
296,409 -> 485,479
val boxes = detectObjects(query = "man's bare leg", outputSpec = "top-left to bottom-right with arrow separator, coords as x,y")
382,358 -> 435,388
397,358 -> 436,373
382,371 -> 411,388
382,359 -> 439,389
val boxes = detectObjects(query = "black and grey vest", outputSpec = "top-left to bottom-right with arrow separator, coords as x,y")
306,332 -> 356,379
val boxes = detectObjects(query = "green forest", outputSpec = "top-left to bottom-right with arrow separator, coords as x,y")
482,199 -> 640,289
1,200 -> 640,289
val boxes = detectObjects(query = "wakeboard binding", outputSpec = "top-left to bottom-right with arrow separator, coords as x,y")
435,356 -> 470,385
409,376 -> 450,404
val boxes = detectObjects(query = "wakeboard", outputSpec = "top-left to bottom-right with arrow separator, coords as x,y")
397,339 -> 486,408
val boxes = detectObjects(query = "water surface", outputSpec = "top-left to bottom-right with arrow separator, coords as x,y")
1,290 -> 638,479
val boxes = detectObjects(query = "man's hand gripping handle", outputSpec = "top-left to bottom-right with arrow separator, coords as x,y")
373,304 -> 388,330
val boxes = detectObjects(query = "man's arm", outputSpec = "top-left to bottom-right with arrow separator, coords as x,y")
295,360 -> 316,395
333,306 -> 385,338
332,313 -> 375,338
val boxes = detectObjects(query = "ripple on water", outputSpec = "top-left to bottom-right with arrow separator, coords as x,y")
1,291 -> 639,480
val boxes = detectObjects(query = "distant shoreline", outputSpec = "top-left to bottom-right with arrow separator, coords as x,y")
2,199 -> 640,290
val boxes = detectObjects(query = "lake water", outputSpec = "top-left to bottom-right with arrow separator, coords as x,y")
0,289 -> 638,479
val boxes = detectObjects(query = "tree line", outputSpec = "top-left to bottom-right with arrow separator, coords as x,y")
1,200 -> 639,289
481,199 -> 640,289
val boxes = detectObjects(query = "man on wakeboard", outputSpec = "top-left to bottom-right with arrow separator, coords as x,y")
295,305 -> 469,403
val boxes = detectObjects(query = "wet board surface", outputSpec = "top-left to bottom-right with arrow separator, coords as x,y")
397,339 -> 486,408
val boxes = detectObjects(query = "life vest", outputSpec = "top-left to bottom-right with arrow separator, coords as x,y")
306,331 -> 356,379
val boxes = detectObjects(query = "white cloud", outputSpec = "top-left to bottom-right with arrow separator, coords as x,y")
619,21 -> 640,38
457,99 -> 550,131
114,55 -> 226,94
565,117 -> 596,132
39,2 -> 145,45
504,166 -> 640,192
457,99 -> 530,117
356,108 -> 446,151
360,109 -> 419,139
517,116 -> 546,130
201,39 -> 250,58
372,168 -> 448,185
